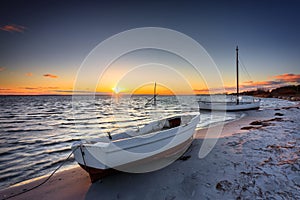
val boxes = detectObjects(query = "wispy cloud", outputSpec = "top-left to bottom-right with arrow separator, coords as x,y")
53,89 -> 111,95
240,73 -> 300,91
0,67 -> 5,72
25,72 -> 33,77
273,73 -> 300,83
0,24 -> 26,33
196,73 -> 300,94
242,81 -> 253,85
193,89 -> 209,93
54,90 -> 89,93
244,80 -> 277,86
43,73 -> 58,78
19,86 -> 59,90
194,87 -> 228,94
23,87 -> 37,90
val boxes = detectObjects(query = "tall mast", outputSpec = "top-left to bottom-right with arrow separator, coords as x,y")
236,46 -> 239,105
154,82 -> 157,105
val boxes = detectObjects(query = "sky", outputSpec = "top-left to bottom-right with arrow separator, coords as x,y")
0,0 -> 300,95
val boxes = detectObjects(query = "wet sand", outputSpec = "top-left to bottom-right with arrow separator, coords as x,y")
1,103 -> 299,200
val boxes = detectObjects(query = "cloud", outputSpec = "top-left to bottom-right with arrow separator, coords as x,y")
194,87 -> 229,94
250,81 -> 274,86
193,89 -> 209,93
0,67 -> 5,72
0,24 -> 26,33
237,73 -> 300,92
240,80 -> 283,89
43,73 -> 58,78
243,73 -> 300,88
54,90 -> 88,93
25,72 -> 33,77
53,89 -> 110,95
273,73 -> 300,83
54,89 -> 94,94
243,81 -> 253,85
195,73 -> 300,94
23,87 -> 38,90
19,86 -> 59,90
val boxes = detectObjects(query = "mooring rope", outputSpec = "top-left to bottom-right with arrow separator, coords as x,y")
2,146 -> 79,200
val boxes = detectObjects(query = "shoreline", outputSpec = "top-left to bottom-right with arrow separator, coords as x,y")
1,103 -> 299,199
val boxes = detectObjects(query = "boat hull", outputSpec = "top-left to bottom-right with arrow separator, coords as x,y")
78,136 -> 193,182
198,101 -> 260,111
72,114 -> 200,181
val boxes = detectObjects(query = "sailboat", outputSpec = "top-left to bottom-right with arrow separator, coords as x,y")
198,46 -> 260,111
145,82 -> 157,106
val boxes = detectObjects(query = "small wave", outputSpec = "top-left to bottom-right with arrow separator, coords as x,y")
0,115 -> 15,119
46,147 -> 71,155
5,128 -> 53,133
38,156 -> 74,173
0,146 -> 27,157
59,122 -> 76,126
66,117 -> 99,121
0,120 -> 26,124
0,151 -> 12,157
41,138 -> 80,147
0,171 -> 23,185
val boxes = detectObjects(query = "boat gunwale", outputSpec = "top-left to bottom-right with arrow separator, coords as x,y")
74,114 -> 200,148
198,101 -> 260,111
86,124 -> 196,153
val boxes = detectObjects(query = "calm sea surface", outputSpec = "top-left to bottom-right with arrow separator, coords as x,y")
0,95 -> 295,189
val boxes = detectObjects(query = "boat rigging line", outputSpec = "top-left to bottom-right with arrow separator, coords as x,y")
145,82 -> 158,107
238,55 -> 253,82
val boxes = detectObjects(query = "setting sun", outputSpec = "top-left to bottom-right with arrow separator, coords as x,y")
112,86 -> 124,94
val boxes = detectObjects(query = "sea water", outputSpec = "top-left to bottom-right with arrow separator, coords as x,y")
0,95 -> 295,189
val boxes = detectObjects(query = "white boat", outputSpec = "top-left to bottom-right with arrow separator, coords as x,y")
198,46 -> 260,111
198,100 -> 260,111
72,113 -> 200,181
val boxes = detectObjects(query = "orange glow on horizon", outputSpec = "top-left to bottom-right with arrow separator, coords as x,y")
131,84 -> 174,95
1,70 -> 299,95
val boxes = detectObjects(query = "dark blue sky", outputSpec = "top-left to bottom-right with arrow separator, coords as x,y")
1,0 -> 300,94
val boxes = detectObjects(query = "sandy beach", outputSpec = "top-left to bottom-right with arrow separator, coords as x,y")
1,103 -> 299,200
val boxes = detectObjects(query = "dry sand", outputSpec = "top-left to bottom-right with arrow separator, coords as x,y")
1,104 -> 299,200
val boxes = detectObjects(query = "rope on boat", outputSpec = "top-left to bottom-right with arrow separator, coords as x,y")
79,144 -> 91,175
238,55 -> 252,81
145,94 -> 158,106
2,146 -> 79,200
145,82 -> 158,107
